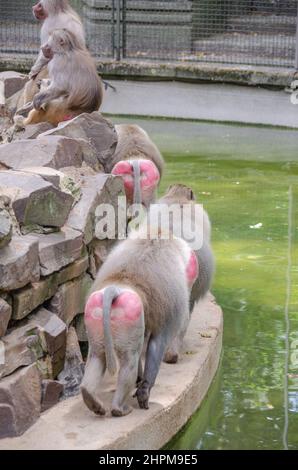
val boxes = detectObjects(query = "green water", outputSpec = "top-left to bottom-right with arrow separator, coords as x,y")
112,117 -> 298,450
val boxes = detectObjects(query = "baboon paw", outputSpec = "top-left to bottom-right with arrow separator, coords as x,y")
111,405 -> 132,417
135,382 -> 150,410
163,351 -> 179,364
81,387 -> 106,416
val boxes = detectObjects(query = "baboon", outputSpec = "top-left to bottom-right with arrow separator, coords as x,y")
108,125 -> 164,208
155,184 -> 215,363
18,0 -> 85,109
16,29 -> 103,127
81,225 -> 197,413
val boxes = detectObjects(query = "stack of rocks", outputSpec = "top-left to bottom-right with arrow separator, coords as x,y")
0,74 -> 125,438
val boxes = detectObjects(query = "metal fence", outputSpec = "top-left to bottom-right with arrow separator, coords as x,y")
0,1 -> 297,68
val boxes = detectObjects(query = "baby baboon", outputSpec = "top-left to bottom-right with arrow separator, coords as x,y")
81,225 -> 197,414
108,125 -> 164,208
18,0 -> 85,109
17,29 -> 103,127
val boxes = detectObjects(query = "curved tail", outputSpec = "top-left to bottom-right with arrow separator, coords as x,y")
131,160 -> 142,205
103,286 -> 120,375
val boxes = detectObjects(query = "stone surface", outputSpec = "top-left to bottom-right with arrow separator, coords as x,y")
0,208 -> 12,249
27,228 -> 84,277
57,327 -> 84,399
12,276 -> 58,321
55,255 -> 89,286
0,236 -> 40,291
88,238 -> 116,275
20,167 -> 81,201
12,123 -> 54,141
0,136 -> 100,172
40,112 -> 118,168
0,71 -> 28,99
0,308 -> 67,380
74,314 -> 87,343
0,298 -> 12,338
11,255 -> 89,321
41,380 -> 63,412
0,364 -> 41,438
48,274 -> 92,325
0,170 -> 74,228
66,174 -> 124,244
0,295 -> 223,449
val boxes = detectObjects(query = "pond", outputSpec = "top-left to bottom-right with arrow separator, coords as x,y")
112,117 -> 298,450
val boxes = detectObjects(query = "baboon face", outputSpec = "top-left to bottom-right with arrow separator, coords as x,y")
165,184 -> 196,202
41,29 -> 75,59
32,1 -> 48,20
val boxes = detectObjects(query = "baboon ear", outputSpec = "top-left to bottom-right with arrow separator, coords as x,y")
188,188 -> 195,201
59,38 -> 65,46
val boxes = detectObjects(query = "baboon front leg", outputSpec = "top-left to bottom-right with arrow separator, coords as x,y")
81,353 -> 106,416
111,353 -> 139,417
135,332 -> 168,410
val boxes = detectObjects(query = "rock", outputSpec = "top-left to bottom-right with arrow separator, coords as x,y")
0,72 -> 28,99
19,167 -> 81,202
12,276 -> 58,321
0,136 -> 100,172
74,314 -> 87,343
0,308 -> 67,380
57,327 -> 84,399
41,380 -> 63,412
12,255 -> 89,321
0,364 -> 41,438
66,174 -> 125,244
0,208 -> 12,249
40,112 -> 118,168
11,123 -> 54,141
27,228 -> 84,277
55,255 -> 89,285
0,298 -> 12,338
0,236 -> 40,291
88,238 -> 115,274
48,274 -> 92,325
0,170 -> 74,228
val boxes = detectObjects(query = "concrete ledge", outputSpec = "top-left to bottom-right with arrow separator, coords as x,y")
0,294 -> 223,450
0,56 -> 296,87
101,80 -> 298,128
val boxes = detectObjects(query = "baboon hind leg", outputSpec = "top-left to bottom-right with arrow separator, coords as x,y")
81,353 -> 106,416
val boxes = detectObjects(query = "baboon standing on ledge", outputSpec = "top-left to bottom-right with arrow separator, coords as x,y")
17,29 -> 103,127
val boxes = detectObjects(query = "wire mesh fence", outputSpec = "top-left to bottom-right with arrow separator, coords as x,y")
0,1 -> 297,68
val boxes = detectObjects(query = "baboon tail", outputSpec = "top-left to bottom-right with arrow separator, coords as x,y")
103,286 -> 120,375
131,160 -> 142,205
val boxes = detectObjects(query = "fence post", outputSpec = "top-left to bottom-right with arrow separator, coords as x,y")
116,0 -> 121,61
122,0 -> 127,59
295,2 -> 298,70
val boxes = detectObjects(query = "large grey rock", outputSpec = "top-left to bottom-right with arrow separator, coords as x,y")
0,298 -> 11,338
66,174 -> 124,244
41,380 -> 63,412
48,274 -> 92,325
0,136 -> 101,171
40,112 -> 118,169
57,327 -> 84,399
0,72 -> 28,99
0,170 -> 74,228
0,364 -> 41,438
55,255 -> 89,286
0,236 -> 40,291
26,228 -> 84,277
19,167 -> 81,202
88,238 -> 116,275
0,308 -> 67,380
